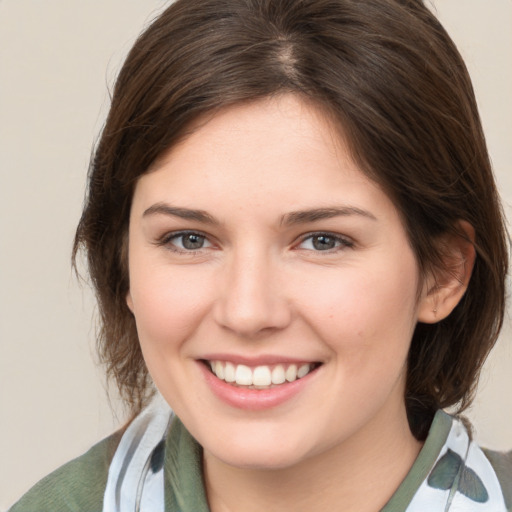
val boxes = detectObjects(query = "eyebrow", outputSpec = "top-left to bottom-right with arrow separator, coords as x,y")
143,203 -> 376,226
143,203 -> 220,225
281,207 -> 377,226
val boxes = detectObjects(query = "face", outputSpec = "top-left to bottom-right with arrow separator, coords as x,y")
127,95 -> 430,471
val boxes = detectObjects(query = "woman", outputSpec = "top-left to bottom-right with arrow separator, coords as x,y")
9,0 -> 511,511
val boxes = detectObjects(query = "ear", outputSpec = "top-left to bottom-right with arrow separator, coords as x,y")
126,291 -> 134,313
417,221 -> 476,324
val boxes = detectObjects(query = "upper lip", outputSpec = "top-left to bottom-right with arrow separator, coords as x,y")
198,354 -> 322,366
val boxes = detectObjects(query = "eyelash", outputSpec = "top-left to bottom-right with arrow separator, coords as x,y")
156,230 -> 354,254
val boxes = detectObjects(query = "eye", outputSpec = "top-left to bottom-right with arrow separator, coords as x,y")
298,233 -> 353,251
160,231 -> 213,252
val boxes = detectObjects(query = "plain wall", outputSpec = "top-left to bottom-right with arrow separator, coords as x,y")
1,1 -> 510,509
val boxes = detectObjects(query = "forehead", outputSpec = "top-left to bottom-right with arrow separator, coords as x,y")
146,96 -> 354,183
133,94 -> 399,227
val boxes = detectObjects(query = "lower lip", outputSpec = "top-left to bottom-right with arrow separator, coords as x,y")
199,362 -> 319,411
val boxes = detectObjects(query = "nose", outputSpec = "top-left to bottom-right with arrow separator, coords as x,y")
213,249 -> 292,338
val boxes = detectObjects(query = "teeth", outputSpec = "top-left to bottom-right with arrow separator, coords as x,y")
214,361 -> 225,380
297,364 -> 310,379
285,364 -> 297,382
271,364 -> 286,384
253,366 -> 272,386
235,364 -> 253,385
224,362 -> 236,383
209,361 -> 315,387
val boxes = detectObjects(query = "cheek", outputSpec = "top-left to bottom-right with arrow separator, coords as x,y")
128,259 -> 214,350
294,256 -> 420,360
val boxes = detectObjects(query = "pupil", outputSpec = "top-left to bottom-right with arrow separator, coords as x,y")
313,235 -> 335,250
183,234 -> 204,250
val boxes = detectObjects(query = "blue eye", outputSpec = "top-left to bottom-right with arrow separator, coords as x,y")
299,233 -> 352,251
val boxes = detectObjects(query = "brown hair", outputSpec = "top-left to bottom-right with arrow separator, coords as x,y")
74,0 -> 509,439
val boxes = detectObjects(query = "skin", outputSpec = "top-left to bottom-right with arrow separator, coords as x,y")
126,95 -> 472,512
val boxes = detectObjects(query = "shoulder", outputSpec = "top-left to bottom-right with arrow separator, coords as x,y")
483,448 -> 512,511
8,431 -> 122,512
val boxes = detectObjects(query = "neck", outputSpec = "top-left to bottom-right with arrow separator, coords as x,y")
204,405 -> 423,512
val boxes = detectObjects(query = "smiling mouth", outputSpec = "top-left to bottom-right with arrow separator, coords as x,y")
203,360 -> 321,389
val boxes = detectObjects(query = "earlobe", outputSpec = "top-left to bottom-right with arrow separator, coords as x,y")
418,221 -> 476,324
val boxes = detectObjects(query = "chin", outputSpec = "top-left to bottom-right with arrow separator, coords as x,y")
213,448 -> 307,471
202,427 -> 315,471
